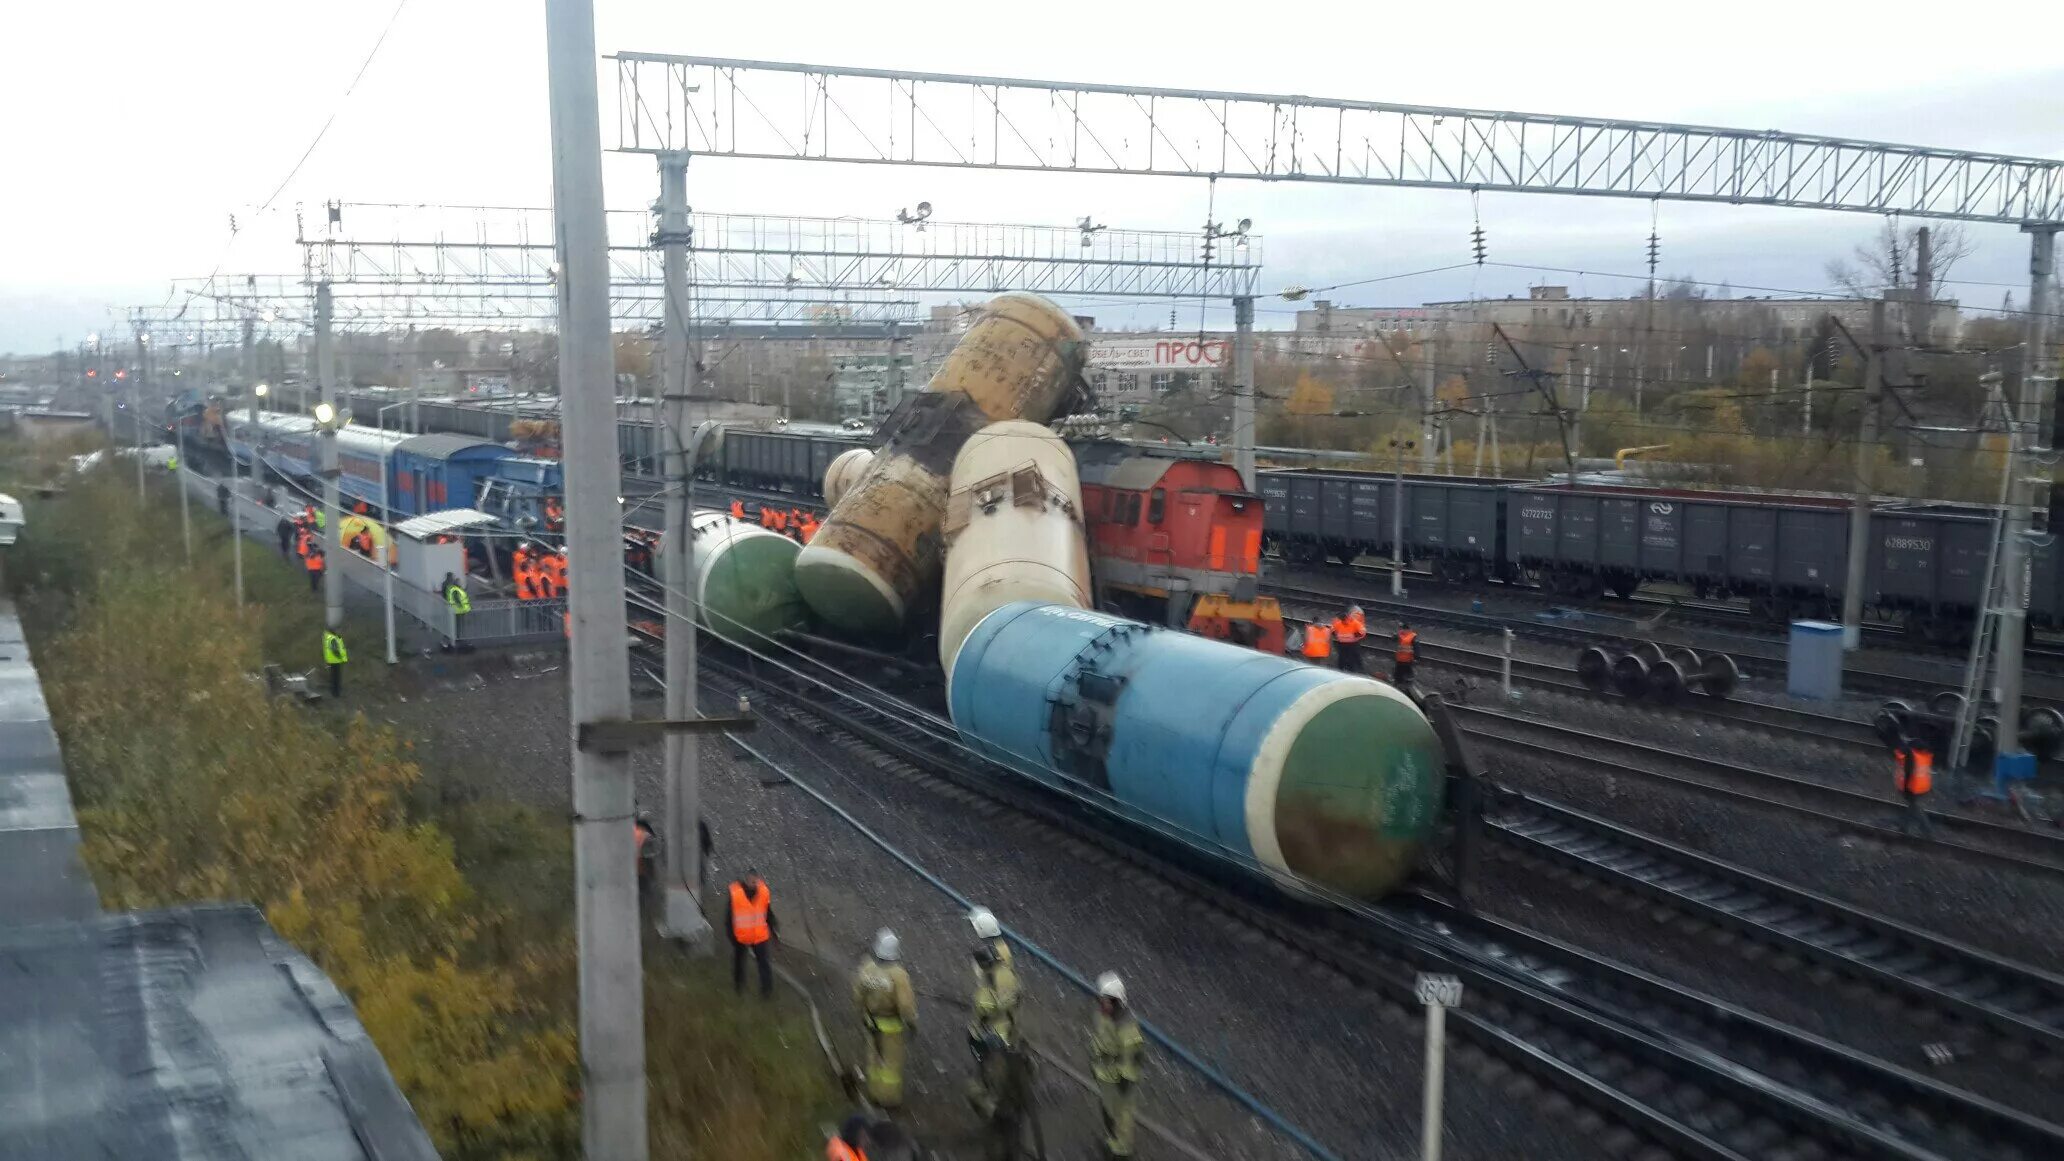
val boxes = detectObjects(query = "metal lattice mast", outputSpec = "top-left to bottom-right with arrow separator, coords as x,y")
610,56 -> 2064,226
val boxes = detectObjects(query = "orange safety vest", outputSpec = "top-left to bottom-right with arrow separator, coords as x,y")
730,500 -> 745,520
771,508 -> 787,532
546,554 -> 568,592
561,610 -> 571,640
1333,615 -> 1366,644
1395,629 -> 1417,663
515,563 -> 539,601
730,880 -> 772,945
800,517 -> 819,544
1895,747 -> 1934,796
545,498 -> 564,526
826,1140 -> 866,1161
306,551 -> 324,573
1301,623 -> 1332,659
759,506 -> 775,529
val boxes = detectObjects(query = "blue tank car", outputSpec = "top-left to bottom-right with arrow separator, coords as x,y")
947,601 -> 1446,899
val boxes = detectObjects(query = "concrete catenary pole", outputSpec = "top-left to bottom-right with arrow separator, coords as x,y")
316,282 -> 343,630
175,419 -> 192,562
543,0 -> 648,1155
1421,338 -> 1439,472
1993,226 -> 2058,768
1232,295 -> 1256,490
1839,301 -> 1886,650
656,151 -> 711,943
232,319 -> 254,607
133,332 -> 147,502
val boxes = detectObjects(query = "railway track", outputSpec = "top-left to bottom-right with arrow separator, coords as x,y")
1456,703 -> 2064,879
634,611 -> 2064,1161
1482,790 -> 2064,1062
1394,894 -> 2064,1161
1316,557 -> 2064,673
1267,589 -> 1888,753
1267,574 -> 2064,705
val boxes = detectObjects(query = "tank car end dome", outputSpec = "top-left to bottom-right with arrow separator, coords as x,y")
794,540 -> 909,637
1247,676 -> 1444,898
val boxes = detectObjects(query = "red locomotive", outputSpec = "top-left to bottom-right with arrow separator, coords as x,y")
1076,442 -> 1285,653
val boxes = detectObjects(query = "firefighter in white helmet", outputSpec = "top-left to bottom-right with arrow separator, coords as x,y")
968,905 -> 1013,967
964,905 -> 1022,1119
853,928 -> 918,1108
1090,971 -> 1145,1159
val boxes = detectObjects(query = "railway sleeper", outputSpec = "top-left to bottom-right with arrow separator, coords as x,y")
1483,793 -> 2064,1055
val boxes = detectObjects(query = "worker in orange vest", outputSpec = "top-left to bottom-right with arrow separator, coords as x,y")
514,558 -> 539,601
789,508 -> 807,541
1393,621 -> 1418,690
1331,605 -> 1367,674
800,513 -> 820,544
544,551 -> 568,599
1893,743 -> 1934,836
730,499 -> 746,520
727,868 -> 777,998
826,1115 -> 871,1161
305,545 -> 326,593
771,507 -> 789,534
1299,620 -> 1334,668
544,496 -> 565,532
759,505 -> 777,530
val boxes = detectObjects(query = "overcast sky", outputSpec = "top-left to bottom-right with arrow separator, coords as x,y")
2,0 -> 2058,353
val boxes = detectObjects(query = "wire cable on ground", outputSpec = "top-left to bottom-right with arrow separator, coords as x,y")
721,730 -> 1346,1161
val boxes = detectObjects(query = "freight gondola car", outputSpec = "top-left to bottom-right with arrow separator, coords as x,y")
1261,466 -> 2061,641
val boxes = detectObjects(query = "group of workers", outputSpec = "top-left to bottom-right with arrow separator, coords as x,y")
272,505 -> 329,593
850,911 -> 1145,1160
511,543 -> 569,602
634,814 -> 1144,1160
731,498 -> 820,545
1292,605 -> 1418,689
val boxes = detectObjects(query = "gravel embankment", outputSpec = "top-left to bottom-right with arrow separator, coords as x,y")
1453,681 -> 2064,969
372,654 -> 1600,1161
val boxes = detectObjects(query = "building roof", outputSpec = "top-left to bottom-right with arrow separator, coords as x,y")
396,432 -> 505,462
0,606 -> 97,925
394,508 -> 501,538
0,903 -> 440,1161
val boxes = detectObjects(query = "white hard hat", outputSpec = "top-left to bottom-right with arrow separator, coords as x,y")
873,928 -> 901,962
968,906 -> 1002,940
1096,971 -> 1127,1004
1347,605 -> 1362,617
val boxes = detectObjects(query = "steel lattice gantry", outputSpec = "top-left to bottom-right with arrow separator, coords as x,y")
297,203 -> 1261,301
611,54 -> 2064,226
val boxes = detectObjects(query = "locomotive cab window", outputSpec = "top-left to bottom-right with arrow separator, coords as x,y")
1122,493 -> 1142,525
1148,487 -> 1166,525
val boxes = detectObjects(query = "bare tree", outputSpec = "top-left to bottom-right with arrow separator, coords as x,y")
1825,221 -> 1975,298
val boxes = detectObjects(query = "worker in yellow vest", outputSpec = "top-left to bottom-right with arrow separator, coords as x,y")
322,629 -> 347,698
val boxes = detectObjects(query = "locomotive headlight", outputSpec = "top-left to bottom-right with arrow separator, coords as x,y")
313,402 -> 336,426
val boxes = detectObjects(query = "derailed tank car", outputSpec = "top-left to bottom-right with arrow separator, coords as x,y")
948,601 -> 1446,899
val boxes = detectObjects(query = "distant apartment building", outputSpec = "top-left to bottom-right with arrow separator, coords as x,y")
1294,285 -> 1962,350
